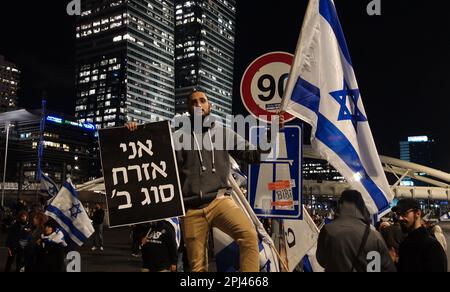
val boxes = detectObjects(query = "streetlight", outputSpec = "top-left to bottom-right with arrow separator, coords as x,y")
1,121 -> 12,207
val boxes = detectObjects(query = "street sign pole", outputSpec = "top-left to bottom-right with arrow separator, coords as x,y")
2,122 -> 11,207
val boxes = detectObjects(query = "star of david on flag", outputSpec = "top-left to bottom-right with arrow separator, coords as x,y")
330,80 -> 367,132
45,180 -> 94,246
69,203 -> 82,219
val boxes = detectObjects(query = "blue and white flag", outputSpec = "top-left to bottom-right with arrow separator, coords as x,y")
40,174 -> 59,198
303,245 -> 324,272
281,0 -> 393,214
213,229 -> 278,272
213,174 -> 280,272
283,206 -> 321,271
165,217 -> 181,249
45,181 -> 95,246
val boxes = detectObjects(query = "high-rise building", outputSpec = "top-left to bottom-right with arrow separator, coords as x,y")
174,0 -> 236,123
303,159 -> 345,182
399,136 -> 435,186
0,55 -> 20,113
75,0 -> 175,128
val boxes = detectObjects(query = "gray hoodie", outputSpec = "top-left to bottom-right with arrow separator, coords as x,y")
175,122 -> 261,209
316,201 -> 396,272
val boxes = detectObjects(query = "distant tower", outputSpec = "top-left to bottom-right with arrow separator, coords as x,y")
0,55 -> 20,113
75,0 -> 176,128
174,0 -> 236,123
399,136 -> 435,186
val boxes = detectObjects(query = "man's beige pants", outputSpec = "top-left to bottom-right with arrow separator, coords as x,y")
182,197 -> 259,272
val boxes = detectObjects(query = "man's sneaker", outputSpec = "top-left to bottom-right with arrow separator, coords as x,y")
131,253 -> 139,258
91,246 -> 97,251
100,246 -> 104,251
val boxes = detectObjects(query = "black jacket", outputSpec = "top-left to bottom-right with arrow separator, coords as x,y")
6,221 -> 32,250
397,227 -> 447,272
141,221 -> 178,272
35,241 -> 65,272
92,208 -> 105,225
316,201 -> 396,272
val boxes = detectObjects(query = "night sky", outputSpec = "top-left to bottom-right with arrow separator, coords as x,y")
1,0 -> 449,171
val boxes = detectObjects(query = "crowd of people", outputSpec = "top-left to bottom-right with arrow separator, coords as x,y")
316,191 -> 448,272
1,202 -> 67,272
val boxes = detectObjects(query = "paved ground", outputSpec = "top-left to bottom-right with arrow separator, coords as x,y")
80,227 -> 142,272
0,227 -> 143,272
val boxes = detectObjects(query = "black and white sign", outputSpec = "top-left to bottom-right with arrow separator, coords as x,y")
99,121 -> 185,228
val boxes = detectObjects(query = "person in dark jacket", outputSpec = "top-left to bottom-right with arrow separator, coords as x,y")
25,212 -> 49,272
34,220 -> 67,272
4,211 -> 32,272
394,198 -> 447,272
140,220 -> 178,272
91,203 -> 105,251
316,190 -> 396,272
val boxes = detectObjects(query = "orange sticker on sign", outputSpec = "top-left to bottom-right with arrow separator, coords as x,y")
271,201 -> 295,207
268,180 -> 291,191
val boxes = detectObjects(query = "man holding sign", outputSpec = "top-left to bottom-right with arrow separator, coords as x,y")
127,90 -> 284,272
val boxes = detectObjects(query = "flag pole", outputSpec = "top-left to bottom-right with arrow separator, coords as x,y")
228,174 -> 289,272
36,95 -> 47,204
1,122 -> 11,207
280,0 -> 315,112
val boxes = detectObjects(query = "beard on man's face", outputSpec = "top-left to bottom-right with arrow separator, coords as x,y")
399,218 -> 414,233
190,107 -> 210,119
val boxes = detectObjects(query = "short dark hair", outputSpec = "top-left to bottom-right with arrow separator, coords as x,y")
17,210 -> 29,219
186,87 -> 205,104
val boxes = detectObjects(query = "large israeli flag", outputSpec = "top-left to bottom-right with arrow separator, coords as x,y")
45,181 -> 95,246
281,0 -> 393,214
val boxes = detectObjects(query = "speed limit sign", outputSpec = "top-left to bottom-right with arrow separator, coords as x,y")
240,52 -> 295,123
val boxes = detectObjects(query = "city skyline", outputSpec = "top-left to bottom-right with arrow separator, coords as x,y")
0,0 -> 449,171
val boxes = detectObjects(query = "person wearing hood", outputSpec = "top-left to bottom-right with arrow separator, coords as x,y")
316,190 -> 396,272
127,89 -> 284,272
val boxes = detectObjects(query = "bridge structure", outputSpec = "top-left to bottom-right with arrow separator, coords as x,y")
303,146 -> 450,201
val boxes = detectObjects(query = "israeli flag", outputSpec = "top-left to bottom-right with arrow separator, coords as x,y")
40,174 -> 59,198
45,181 -> 95,246
281,0 -> 393,214
165,217 -> 181,249
213,229 -> 278,272
303,245 -> 324,273
213,174 -> 280,272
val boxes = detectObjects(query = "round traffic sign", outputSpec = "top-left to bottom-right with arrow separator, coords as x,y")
240,52 -> 295,123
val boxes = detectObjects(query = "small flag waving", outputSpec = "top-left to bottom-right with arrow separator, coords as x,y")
40,174 -> 59,198
165,217 -> 181,249
45,181 -> 94,246
281,0 -> 393,214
